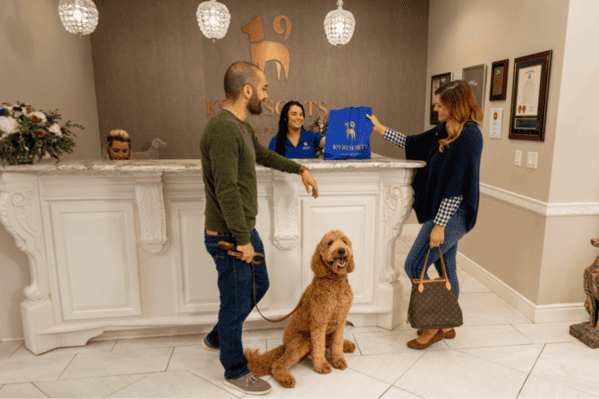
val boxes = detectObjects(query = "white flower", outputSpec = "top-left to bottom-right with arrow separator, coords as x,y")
31,111 -> 47,124
49,123 -> 62,136
0,116 -> 20,135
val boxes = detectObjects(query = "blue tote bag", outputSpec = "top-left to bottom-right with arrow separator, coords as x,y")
323,106 -> 373,160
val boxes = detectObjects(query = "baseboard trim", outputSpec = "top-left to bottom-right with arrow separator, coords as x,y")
457,251 -> 587,323
0,337 -> 24,343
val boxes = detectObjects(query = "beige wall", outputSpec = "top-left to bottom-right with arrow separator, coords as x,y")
537,0 -> 599,305
426,0 -> 567,305
427,0 -> 599,307
89,0 -> 428,161
0,0 -> 101,340
548,0 -> 599,203
426,0 -> 568,202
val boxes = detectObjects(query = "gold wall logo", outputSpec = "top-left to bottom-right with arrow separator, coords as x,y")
206,14 -> 328,121
242,15 -> 290,82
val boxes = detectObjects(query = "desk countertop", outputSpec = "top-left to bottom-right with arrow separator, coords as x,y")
0,153 -> 425,174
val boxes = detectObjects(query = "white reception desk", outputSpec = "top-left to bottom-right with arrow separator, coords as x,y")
0,154 -> 425,355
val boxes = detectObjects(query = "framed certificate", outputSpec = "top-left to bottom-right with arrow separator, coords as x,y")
462,64 -> 487,112
490,59 -> 509,101
509,50 -> 552,141
430,72 -> 452,125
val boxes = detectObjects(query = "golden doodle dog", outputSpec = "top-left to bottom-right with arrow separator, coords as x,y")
244,230 -> 356,388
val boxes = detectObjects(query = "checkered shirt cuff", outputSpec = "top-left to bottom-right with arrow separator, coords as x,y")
434,196 -> 463,227
383,127 -> 407,148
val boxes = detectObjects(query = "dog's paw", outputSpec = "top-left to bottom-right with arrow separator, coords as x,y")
274,372 -> 296,388
314,361 -> 332,374
331,357 -> 347,370
343,339 -> 356,353
331,356 -> 348,370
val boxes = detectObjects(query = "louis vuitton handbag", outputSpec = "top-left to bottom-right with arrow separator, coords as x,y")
407,246 -> 463,329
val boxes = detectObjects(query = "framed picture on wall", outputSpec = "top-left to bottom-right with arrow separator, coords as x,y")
490,59 -> 509,101
430,72 -> 452,125
462,64 -> 487,112
509,50 -> 552,141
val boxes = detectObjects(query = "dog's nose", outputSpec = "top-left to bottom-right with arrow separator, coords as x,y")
337,248 -> 345,256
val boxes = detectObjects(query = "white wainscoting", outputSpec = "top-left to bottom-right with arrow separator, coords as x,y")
0,156 -> 424,354
49,201 -> 142,320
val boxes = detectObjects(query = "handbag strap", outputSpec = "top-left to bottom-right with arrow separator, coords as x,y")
417,246 -> 451,292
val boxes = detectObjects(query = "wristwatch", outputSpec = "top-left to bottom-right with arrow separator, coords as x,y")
299,165 -> 308,175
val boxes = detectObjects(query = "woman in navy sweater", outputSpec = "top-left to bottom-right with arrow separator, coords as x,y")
368,80 -> 483,350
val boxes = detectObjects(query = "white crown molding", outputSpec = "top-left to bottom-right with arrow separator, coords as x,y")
480,183 -> 599,217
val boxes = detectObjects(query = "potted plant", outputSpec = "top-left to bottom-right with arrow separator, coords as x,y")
0,101 -> 82,166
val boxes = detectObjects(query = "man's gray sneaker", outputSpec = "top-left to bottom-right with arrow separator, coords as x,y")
224,372 -> 272,395
201,336 -> 219,352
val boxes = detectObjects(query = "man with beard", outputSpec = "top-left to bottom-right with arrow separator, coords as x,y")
199,62 -> 319,395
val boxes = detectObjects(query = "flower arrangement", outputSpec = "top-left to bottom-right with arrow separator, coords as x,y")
308,114 -> 328,158
0,101 -> 82,166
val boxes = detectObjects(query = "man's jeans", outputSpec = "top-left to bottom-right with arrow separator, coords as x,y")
204,228 -> 269,379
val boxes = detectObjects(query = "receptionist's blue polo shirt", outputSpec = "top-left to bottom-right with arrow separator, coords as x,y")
268,129 -> 324,159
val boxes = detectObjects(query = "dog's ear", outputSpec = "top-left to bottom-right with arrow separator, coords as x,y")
311,239 -> 328,278
347,254 -> 355,273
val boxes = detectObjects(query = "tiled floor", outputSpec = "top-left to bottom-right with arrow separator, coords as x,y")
0,233 -> 596,398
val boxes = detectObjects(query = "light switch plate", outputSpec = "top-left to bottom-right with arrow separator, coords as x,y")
526,152 -> 538,169
515,150 -> 522,166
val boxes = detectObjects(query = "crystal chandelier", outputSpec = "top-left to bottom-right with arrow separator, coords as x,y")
324,0 -> 355,46
58,0 -> 99,37
197,0 -> 231,43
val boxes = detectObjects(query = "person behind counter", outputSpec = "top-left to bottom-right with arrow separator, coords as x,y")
104,129 -> 131,160
367,80 -> 483,350
269,101 -> 325,158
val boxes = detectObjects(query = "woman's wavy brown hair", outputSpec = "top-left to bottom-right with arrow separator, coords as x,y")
434,80 -> 483,152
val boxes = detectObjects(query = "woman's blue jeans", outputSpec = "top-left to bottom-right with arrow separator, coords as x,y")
404,207 -> 468,300
204,228 -> 269,380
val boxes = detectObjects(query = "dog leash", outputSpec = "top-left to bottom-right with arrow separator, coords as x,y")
218,241 -> 303,322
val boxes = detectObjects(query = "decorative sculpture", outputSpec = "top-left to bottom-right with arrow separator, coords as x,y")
131,138 -> 167,160
570,238 -> 599,348
104,130 -> 131,160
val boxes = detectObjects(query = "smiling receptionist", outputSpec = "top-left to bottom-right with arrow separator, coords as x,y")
269,101 -> 325,158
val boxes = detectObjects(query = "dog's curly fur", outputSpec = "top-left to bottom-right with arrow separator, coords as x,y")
244,230 -> 356,388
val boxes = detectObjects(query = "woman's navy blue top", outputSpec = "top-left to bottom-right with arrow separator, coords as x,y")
268,129 -> 324,159
405,121 -> 483,233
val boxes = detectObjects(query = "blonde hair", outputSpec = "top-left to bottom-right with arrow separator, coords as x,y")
435,80 -> 483,152
104,129 -> 131,159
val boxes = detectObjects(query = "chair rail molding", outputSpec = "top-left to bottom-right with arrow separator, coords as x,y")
480,183 -> 599,216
